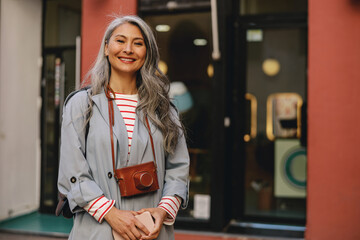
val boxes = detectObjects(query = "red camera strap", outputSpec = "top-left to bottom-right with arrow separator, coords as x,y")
105,88 -> 157,176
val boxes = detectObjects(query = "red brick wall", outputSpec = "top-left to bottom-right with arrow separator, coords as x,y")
81,0 -> 137,81
307,0 -> 360,239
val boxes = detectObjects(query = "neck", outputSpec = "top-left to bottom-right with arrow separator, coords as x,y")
109,70 -> 138,95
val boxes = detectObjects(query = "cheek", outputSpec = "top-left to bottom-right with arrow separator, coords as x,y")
139,50 -> 147,63
108,43 -> 121,55
108,57 -> 116,67
139,46 -> 146,57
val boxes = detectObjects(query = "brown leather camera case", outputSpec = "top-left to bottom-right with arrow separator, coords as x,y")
115,161 -> 159,197
107,89 -> 159,198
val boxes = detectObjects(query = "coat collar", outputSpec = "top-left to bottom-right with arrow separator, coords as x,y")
91,89 -> 149,166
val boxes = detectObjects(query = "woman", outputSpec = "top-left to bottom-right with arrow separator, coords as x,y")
58,15 -> 189,240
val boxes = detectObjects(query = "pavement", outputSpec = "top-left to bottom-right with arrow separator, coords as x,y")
0,232 -> 66,240
0,231 -> 303,240
0,212 -> 303,240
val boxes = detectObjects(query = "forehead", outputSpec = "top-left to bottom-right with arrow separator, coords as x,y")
111,22 -> 144,39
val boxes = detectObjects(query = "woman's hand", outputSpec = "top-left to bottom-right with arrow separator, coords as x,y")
104,207 -> 150,240
137,208 -> 167,240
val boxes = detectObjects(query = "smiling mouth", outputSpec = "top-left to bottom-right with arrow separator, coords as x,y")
118,57 -> 136,62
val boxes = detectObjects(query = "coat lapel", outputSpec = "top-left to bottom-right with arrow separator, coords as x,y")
112,100 -> 129,164
91,91 -> 129,166
128,111 -> 149,165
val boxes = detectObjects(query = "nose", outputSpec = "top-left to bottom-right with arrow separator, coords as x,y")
123,42 -> 133,54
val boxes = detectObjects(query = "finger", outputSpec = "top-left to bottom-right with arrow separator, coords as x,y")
119,231 -> 131,240
119,225 -> 138,240
137,208 -> 148,214
114,230 -> 131,240
140,235 -> 155,240
147,220 -> 161,238
129,225 -> 142,239
148,227 -> 160,238
146,230 -> 160,240
125,230 -> 138,240
140,231 -> 158,240
152,213 -> 163,231
130,210 -> 138,215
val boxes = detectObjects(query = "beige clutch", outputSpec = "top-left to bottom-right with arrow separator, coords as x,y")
112,211 -> 155,240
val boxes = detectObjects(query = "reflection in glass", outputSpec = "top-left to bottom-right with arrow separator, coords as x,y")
144,12 -> 213,219
266,93 -> 303,141
40,0 -> 81,213
243,28 -> 307,221
43,54 -> 57,208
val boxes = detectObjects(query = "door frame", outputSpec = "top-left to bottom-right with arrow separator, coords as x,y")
40,46 -> 76,214
227,12 -> 308,236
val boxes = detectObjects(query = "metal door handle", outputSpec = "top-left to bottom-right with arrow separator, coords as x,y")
244,93 -> 257,142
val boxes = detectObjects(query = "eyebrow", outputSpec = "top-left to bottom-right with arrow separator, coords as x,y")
114,34 -> 144,41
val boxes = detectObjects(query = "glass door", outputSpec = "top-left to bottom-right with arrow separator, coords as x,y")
232,24 -> 307,226
142,12 -> 215,227
40,0 -> 81,213
40,49 -> 77,213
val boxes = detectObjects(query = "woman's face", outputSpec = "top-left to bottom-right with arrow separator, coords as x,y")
105,23 -> 147,77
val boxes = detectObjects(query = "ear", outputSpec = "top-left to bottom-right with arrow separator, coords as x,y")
104,41 -> 109,56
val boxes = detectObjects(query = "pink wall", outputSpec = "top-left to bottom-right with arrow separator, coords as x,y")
81,0 -> 137,81
307,0 -> 360,239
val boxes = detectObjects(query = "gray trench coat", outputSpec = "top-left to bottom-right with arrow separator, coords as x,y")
57,89 -> 190,240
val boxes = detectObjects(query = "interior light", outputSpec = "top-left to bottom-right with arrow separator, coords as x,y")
207,64 -> 214,78
262,58 -> 281,76
193,39 -> 207,46
158,60 -> 168,75
155,25 -> 170,32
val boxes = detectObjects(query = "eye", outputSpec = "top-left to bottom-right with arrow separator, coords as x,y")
116,39 -> 125,43
134,42 -> 144,46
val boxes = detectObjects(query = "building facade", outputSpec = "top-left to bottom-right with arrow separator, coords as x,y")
0,0 -> 359,239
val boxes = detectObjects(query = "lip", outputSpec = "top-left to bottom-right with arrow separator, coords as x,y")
118,56 -> 136,64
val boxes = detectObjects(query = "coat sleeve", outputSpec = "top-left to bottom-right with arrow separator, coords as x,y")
162,108 -> 190,209
57,91 -> 103,213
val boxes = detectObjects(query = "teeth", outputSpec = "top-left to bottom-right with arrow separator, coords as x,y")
119,58 -> 135,62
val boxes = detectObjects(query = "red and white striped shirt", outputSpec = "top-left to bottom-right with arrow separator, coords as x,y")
83,93 -> 182,224
158,195 -> 182,225
114,92 -> 138,161
83,196 -> 115,223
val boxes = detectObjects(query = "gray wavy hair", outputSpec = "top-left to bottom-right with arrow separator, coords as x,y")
82,15 -> 182,154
